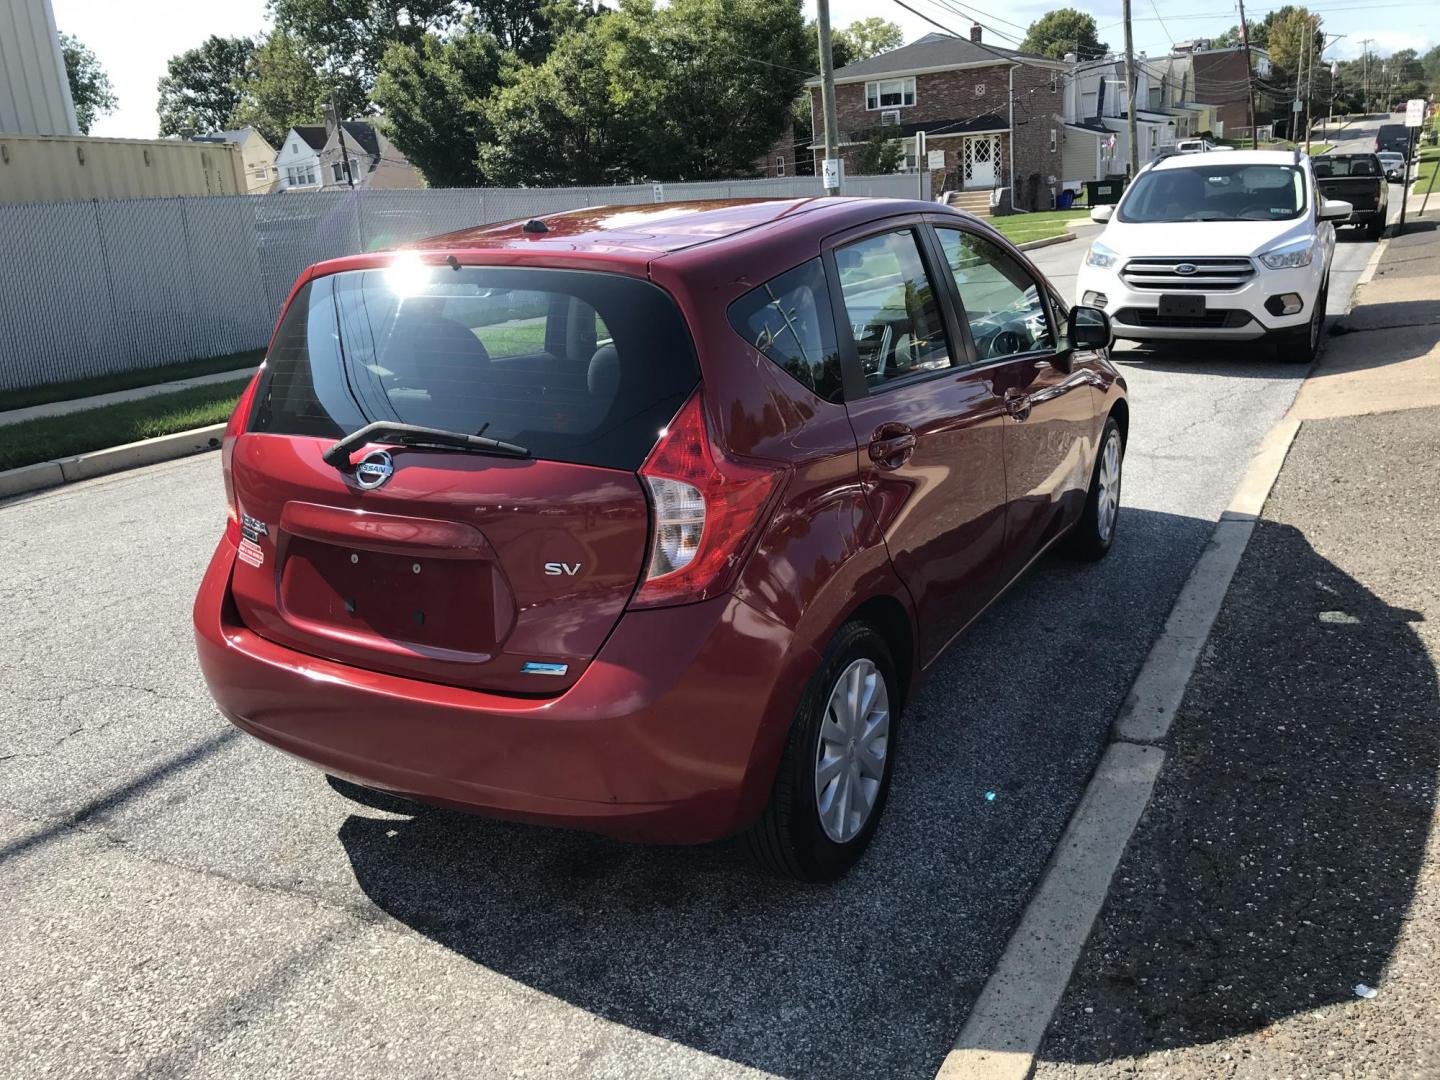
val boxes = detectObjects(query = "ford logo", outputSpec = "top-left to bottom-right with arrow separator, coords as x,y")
354,449 -> 394,490
1174,263 -> 1198,275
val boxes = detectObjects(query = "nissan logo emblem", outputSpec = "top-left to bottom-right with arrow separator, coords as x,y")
1174,263 -> 1198,275
354,449 -> 394,490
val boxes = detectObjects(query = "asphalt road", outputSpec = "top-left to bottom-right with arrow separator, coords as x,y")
0,129 -> 1394,1080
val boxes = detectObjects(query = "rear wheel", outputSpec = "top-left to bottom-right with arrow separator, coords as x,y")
1063,417 -> 1123,561
746,622 -> 899,882
1275,279 -> 1327,364
1366,217 -> 1386,240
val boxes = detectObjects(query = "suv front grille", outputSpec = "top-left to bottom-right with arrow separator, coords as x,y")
1120,257 -> 1255,292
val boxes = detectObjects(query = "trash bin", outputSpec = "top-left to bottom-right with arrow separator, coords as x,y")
1056,189 -> 1076,209
1085,179 -> 1125,205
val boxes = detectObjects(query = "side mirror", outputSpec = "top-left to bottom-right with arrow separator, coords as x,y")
1090,205 -> 1114,223
1068,305 -> 1113,353
1318,197 -> 1353,221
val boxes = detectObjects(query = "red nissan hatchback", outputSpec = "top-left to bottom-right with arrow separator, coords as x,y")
195,197 -> 1127,881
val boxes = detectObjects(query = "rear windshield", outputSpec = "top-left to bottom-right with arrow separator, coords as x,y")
1118,164 -> 1306,223
250,262 -> 699,471
1313,156 -> 1378,178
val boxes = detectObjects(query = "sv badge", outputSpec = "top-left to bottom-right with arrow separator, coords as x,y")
544,562 -> 582,577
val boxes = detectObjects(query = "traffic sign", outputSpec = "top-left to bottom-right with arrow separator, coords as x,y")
1405,99 -> 1425,127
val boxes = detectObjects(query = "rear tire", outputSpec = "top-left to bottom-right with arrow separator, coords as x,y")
746,622 -> 899,883
1275,280 -> 1327,364
1063,417 -> 1123,561
1367,218 -> 1385,241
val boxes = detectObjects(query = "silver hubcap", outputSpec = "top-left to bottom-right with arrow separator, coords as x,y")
815,658 -> 890,844
1097,431 -> 1121,542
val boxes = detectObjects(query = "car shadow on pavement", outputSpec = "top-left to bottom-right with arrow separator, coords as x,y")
1111,342 -> 1315,377
1036,518 -> 1438,1066
332,507 -> 1225,1080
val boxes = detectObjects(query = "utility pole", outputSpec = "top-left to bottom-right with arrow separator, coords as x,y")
1237,0 -> 1258,149
816,0 -> 841,196
331,94 -> 354,188
1122,0 -> 1139,176
1360,39 -> 1374,115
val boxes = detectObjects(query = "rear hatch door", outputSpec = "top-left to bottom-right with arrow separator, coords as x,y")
228,259 -> 697,694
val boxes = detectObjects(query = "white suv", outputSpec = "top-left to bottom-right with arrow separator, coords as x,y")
1075,151 -> 1352,362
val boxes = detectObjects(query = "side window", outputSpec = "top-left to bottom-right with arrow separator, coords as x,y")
833,229 -> 953,391
727,258 -> 842,403
936,229 -> 1054,360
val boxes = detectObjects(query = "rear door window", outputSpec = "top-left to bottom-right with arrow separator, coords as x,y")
727,258 -> 843,403
251,263 -> 698,471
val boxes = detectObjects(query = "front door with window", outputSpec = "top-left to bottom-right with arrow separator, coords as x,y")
828,224 -> 1009,665
963,135 -> 999,189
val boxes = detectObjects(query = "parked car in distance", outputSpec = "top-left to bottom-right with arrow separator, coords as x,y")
1174,138 -> 1216,153
1078,150 -> 1351,362
1313,154 -> 1389,239
194,197 -> 1128,882
1375,124 -> 1410,155
1375,151 -> 1408,183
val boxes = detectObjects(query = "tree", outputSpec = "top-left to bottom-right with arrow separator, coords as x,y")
855,128 -> 904,174
1422,44 -> 1440,88
480,26 -> 637,185
156,36 -> 255,136
834,17 -> 903,63
1019,9 -> 1107,61
374,31 -> 504,187
1265,7 -> 1323,84
228,33 -> 332,147
483,0 -> 810,185
267,0 -> 458,98
59,34 -> 116,134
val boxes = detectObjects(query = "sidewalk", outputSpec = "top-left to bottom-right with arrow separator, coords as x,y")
0,366 -> 254,428
1031,221 -> 1440,1078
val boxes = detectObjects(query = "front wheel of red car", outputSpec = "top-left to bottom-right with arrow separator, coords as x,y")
1064,416 -> 1123,561
746,622 -> 899,883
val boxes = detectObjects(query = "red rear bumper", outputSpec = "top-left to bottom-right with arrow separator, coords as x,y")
194,536 -> 817,843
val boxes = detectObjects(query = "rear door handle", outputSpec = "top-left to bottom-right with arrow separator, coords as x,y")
868,425 -> 917,470
1004,389 -> 1032,421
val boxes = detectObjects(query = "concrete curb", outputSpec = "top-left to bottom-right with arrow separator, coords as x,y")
0,423 -> 225,500
1017,232 -> 1077,252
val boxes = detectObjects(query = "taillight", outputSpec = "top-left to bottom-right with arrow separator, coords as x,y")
222,368 -> 263,546
631,392 -> 781,609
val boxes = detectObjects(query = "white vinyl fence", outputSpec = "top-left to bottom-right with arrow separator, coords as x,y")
0,173 -> 928,391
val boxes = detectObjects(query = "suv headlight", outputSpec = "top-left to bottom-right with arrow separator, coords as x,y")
1258,238 -> 1315,270
1085,241 -> 1119,269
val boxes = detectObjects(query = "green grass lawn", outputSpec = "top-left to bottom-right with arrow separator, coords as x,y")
990,209 -> 1090,245
1414,146 -> 1440,193
0,349 -> 263,415
0,378 -> 250,473
472,319 -> 547,357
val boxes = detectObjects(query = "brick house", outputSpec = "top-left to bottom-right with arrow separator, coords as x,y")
804,27 -> 1069,213
1190,46 -> 1276,138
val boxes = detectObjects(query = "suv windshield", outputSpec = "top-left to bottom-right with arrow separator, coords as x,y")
249,262 -> 699,471
1118,163 -> 1307,223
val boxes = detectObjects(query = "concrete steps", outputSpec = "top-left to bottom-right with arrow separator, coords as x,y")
942,190 -> 993,216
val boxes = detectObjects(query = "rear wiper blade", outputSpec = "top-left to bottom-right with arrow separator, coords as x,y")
323,421 -> 529,469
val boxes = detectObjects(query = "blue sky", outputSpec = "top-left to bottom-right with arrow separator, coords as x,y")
52,0 -> 1436,140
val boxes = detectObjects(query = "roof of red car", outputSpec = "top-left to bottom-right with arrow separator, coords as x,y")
411,197 -> 880,256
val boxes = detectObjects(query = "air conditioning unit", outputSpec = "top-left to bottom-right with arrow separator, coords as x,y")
881,110 -> 901,126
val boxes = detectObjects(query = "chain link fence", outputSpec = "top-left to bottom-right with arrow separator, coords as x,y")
0,173 -> 927,392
